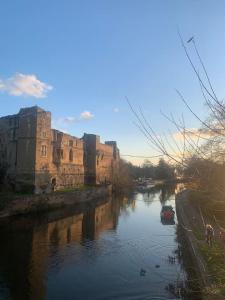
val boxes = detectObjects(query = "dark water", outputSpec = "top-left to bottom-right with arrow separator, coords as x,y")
0,186 -> 201,300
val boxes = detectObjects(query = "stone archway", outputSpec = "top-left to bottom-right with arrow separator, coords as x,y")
51,178 -> 56,192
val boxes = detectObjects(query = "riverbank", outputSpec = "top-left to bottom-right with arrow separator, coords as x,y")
176,190 -> 225,298
0,184 -> 112,219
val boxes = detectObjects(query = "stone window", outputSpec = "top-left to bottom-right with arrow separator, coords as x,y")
42,131 -> 46,138
57,133 -> 61,141
69,149 -> 73,162
10,129 -> 16,141
60,149 -> 64,159
41,145 -> 47,157
14,117 -> 19,128
69,140 -> 73,147
56,149 -> 60,159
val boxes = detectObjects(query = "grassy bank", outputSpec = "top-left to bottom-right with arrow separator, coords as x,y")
190,225 -> 225,295
54,185 -> 95,194
185,190 -> 225,296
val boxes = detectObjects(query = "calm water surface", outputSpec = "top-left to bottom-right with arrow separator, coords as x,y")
0,186 -> 200,300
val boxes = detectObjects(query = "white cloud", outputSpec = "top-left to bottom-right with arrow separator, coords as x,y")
173,128 -> 213,141
60,116 -> 77,124
79,111 -> 94,120
0,73 -> 52,98
113,107 -> 119,113
53,111 -> 94,129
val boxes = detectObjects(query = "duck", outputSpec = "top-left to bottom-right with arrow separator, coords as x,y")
140,268 -> 147,276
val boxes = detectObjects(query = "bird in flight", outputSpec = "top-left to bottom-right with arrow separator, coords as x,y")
187,36 -> 194,43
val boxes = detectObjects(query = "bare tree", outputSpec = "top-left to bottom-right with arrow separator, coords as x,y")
128,34 -> 225,199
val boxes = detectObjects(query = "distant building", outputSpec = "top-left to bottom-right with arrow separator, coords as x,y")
0,106 -> 119,194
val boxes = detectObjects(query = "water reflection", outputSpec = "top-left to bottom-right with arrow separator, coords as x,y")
0,197 -> 127,300
0,188 -> 201,300
143,183 -> 176,205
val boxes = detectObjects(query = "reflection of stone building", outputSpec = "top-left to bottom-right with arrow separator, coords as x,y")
29,214 -> 84,299
82,199 -> 118,240
0,106 -> 119,194
0,197 -> 125,300
0,212 -> 84,300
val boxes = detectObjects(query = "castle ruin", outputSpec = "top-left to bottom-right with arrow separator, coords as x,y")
0,106 -> 120,194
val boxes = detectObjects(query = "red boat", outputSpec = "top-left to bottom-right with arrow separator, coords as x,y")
160,205 -> 175,222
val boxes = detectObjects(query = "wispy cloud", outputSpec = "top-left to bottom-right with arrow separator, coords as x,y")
0,73 -> 52,98
173,128 -> 213,141
53,111 -> 94,129
113,107 -> 119,113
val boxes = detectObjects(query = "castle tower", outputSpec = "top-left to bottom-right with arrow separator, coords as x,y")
33,107 -> 52,194
83,133 -> 98,185
0,106 -> 52,193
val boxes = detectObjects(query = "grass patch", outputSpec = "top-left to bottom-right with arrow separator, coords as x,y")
198,240 -> 225,295
193,227 -> 205,241
54,185 -> 95,194
199,241 -> 225,283
190,208 -> 225,294
186,188 -> 225,295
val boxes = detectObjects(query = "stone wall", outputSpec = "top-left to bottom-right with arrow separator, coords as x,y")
0,185 -> 112,218
34,108 -> 53,193
50,130 -> 84,191
83,133 -> 97,184
83,134 -> 119,186
175,190 -> 209,288
0,107 -> 39,192
96,140 -> 113,185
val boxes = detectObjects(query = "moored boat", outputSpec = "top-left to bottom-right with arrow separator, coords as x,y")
160,205 -> 175,222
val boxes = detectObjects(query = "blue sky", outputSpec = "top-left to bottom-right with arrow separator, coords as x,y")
1,0 -> 225,164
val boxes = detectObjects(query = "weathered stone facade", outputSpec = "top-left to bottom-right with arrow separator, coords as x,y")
83,134 -> 119,185
0,106 -> 119,194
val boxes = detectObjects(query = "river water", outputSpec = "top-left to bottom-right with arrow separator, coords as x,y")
0,186 -> 201,300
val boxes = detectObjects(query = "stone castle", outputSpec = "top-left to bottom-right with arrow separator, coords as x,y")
0,106 -> 120,194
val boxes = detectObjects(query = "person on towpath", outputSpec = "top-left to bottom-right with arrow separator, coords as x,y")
205,224 -> 214,246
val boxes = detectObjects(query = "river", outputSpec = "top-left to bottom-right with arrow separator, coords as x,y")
0,185 -> 201,300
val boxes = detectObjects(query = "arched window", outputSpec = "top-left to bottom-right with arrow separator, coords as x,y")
69,149 -> 73,162
41,145 -> 47,157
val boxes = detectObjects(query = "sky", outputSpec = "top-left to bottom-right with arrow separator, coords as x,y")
1,0 -> 225,165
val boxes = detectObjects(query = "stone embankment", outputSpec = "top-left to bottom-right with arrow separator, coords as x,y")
0,185 -> 112,219
175,190 -> 218,300
176,190 -> 209,285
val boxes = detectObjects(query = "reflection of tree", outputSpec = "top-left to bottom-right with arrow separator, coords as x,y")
143,191 -> 159,206
159,184 -> 175,205
131,199 -> 136,211
141,184 -> 176,206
